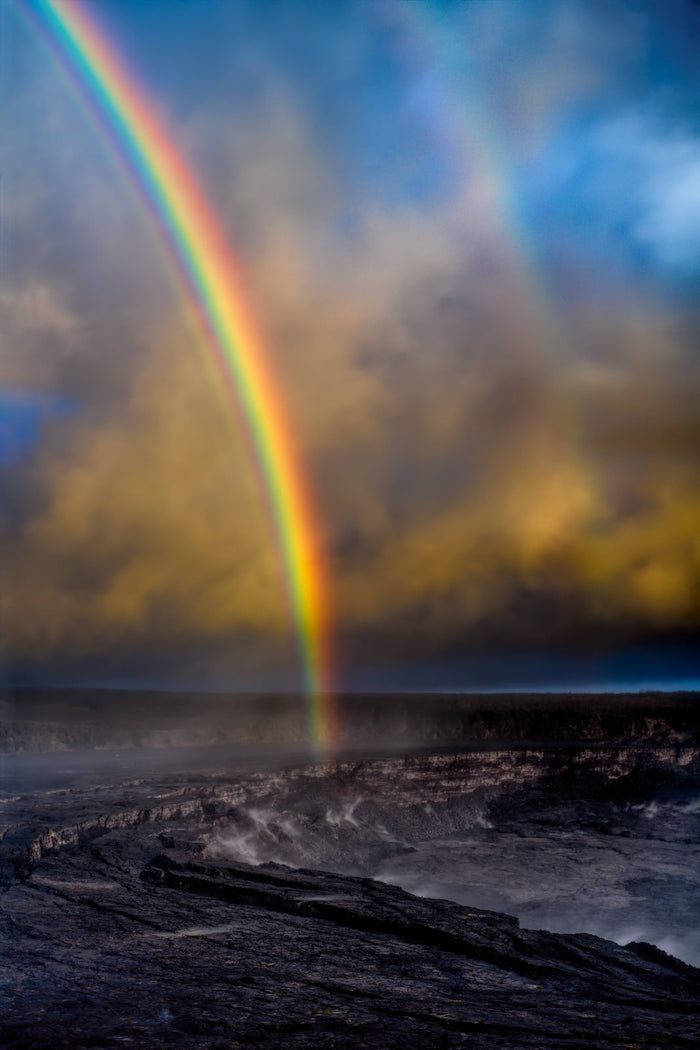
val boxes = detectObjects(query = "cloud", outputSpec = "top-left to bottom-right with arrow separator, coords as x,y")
2,0 -> 699,684
630,126 -> 700,270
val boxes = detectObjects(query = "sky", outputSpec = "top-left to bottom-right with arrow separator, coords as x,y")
1,0 -> 699,692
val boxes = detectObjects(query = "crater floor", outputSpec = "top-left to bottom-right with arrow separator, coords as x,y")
1,746 -> 699,1047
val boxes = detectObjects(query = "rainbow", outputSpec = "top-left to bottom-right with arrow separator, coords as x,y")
390,0 -> 577,375
389,0 -> 584,461
26,0 -> 336,752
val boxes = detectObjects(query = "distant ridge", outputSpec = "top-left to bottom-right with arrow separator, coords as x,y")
0,688 -> 698,754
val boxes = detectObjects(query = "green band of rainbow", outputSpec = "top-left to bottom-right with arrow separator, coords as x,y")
29,0 -> 335,752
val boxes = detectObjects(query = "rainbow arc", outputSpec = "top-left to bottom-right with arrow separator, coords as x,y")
28,0 -> 335,753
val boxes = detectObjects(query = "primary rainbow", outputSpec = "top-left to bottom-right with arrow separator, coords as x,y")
27,0 -> 336,752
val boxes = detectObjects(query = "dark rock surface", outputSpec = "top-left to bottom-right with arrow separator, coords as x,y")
1,747 -> 699,1047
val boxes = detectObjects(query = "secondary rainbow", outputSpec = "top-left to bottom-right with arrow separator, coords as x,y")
28,0 -> 336,751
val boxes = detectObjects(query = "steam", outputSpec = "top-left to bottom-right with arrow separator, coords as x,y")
207,789 -> 496,874
204,768 -> 700,971
207,806 -> 303,866
206,796 -> 373,869
631,798 -> 700,819
325,797 -> 362,828
583,921 -> 700,970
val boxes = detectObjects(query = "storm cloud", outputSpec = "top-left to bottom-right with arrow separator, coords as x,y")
2,0 -> 699,689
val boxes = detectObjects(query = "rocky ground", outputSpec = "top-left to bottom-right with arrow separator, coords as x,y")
0,745 -> 699,1047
